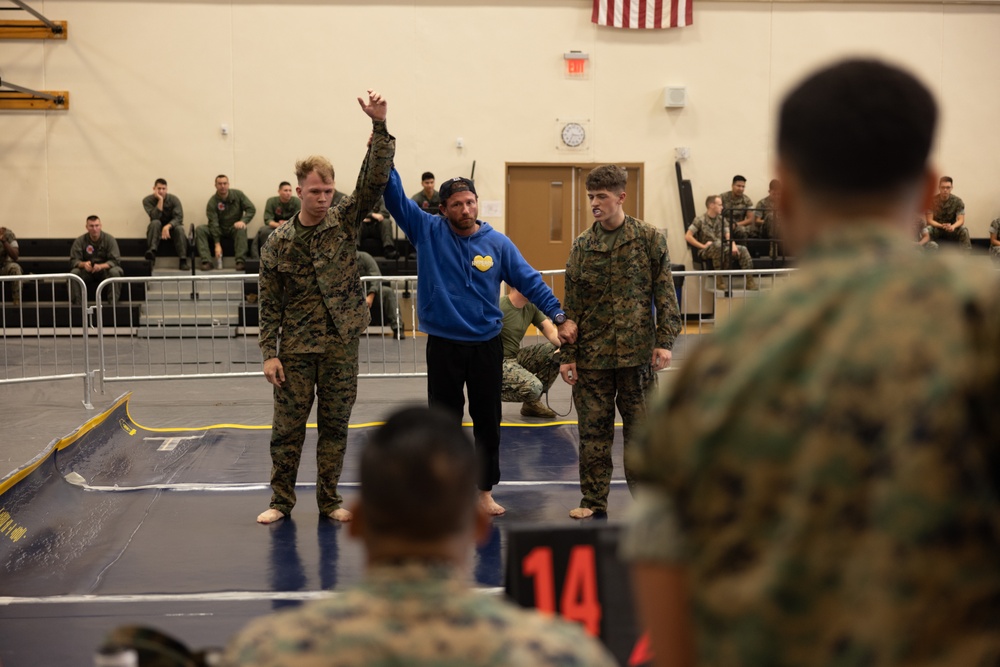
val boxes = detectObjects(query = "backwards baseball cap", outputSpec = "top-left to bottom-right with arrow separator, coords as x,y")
439,177 -> 477,203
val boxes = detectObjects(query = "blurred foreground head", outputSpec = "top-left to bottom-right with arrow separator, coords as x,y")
776,59 -> 938,249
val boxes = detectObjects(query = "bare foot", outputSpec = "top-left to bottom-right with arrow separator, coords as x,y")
256,508 -> 285,524
569,507 -> 594,519
479,491 -> 506,516
327,508 -> 353,522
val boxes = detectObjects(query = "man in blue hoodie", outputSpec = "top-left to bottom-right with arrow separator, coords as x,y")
383,173 -> 577,517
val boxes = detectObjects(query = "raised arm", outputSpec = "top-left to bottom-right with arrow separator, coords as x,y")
337,90 -> 396,240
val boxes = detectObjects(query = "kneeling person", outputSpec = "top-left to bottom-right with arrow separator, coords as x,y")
501,286 -> 562,418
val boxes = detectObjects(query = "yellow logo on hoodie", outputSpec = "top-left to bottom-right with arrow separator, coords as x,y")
472,255 -> 494,272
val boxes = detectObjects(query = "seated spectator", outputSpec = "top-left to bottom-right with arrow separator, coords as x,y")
142,178 -> 188,269
70,215 -> 124,304
915,216 -> 938,251
685,195 -> 757,290
255,181 -> 301,258
926,175 -> 971,252
755,178 -> 781,238
721,175 -> 761,240
223,406 -> 617,667
196,174 -> 256,271
500,286 -> 562,418
357,250 -> 404,339
410,170 -> 441,212
1,225 -> 22,306
989,216 -> 1000,263
358,196 -> 399,259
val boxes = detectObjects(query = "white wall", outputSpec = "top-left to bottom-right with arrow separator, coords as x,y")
3,0 -> 999,267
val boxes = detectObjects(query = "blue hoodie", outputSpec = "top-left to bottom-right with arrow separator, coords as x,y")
383,168 -> 563,342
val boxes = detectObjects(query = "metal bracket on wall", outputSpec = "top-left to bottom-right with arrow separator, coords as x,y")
0,78 -> 69,109
0,1 -> 66,39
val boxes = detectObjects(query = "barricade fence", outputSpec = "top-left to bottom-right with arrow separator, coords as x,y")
2,268 -> 795,408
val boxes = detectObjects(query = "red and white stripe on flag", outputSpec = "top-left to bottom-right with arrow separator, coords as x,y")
592,0 -> 692,29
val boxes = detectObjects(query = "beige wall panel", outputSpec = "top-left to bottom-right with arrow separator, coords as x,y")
2,1 -> 998,265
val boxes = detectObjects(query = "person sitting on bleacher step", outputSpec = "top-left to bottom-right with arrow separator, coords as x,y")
142,178 -> 188,270
69,215 -> 124,304
686,194 -> 758,291
1,225 -> 22,307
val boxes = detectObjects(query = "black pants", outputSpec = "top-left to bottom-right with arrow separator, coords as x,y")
426,334 -> 503,491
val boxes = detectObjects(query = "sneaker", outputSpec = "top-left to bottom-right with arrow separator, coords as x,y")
178,259 -> 189,271
521,399 -> 556,419
201,260 -> 213,271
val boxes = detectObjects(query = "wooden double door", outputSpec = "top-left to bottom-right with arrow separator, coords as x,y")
505,163 -> 643,302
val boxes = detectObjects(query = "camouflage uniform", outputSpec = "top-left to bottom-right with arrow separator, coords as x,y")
0,228 -> 22,304
622,225 -> 1000,666
222,562 -> 618,667
562,217 -> 681,512
142,192 -> 187,259
499,294 -> 559,403
196,188 -> 256,264
688,213 -> 756,290
990,217 -> 1000,261
258,120 -> 394,516
720,190 -> 761,239
255,194 -> 301,257
357,249 -> 401,333
928,193 -> 971,250
69,231 -> 124,303
914,218 -> 938,252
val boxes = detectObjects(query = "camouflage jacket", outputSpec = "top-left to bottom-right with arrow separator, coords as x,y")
257,120 -> 394,360
688,213 -> 726,248
222,561 -> 618,667
930,193 -> 965,225
562,216 -> 681,368
0,228 -> 18,264
720,190 -> 753,221
622,224 -> 1000,666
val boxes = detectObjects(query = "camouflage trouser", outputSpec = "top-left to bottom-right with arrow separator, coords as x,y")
268,341 -> 359,516
1,261 -> 22,302
700,244 -> 755,290
732,221 -> 766,240
573,364 -> 654,512
501,342 -> 559,402
929,225 -> 971,251
919,241 -> 940,252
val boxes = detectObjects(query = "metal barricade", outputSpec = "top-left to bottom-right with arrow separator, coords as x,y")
0,273 -> 92,408
675,267 -> 795,334
358,274 -> 423,378
95,274 -> 262,392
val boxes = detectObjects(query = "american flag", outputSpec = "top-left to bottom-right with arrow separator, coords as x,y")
592,0 -> 693,29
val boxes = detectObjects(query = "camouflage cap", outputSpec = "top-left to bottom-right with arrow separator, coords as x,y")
439,177 -> 477,204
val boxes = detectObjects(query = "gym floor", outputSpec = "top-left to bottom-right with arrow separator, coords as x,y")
0,335 -> 695,666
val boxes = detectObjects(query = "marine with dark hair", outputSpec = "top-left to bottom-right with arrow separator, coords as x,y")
410,170 -> 441,212
223,407 -> 618,667
720,174 -> 760,239
142,178 -> 187,269
560,164 -> 682,519
255,90 -> 394,525
624,58 -> 1000,667
255,181 -> 301,257
926,175 -> 971,251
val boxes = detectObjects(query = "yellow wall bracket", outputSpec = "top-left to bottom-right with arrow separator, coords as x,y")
0,19 -> 68,40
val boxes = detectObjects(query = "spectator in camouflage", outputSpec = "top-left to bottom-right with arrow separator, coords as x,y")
624,59 -> 1000,667
926,176 -> 971,251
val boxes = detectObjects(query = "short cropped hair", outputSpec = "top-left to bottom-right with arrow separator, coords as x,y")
361,407 -> 477,541
215,174 -> 228,182
294,156 -> 335,184
940,176 -> 953,185
86,215 -> 100,223
278,181 -> 291,189
154,178 -> 167,187
732,175 -> 747,185
705,194 -> 721,208
586,165 -> 627,193
421,171 -> 435,181
769,179 -> 781,191
777,59 -> 936,197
